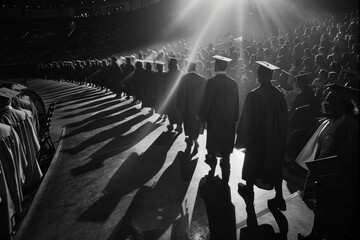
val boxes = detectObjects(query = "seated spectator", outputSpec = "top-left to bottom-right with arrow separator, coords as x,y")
312,69 -> 329,91
297,84 -> 359,240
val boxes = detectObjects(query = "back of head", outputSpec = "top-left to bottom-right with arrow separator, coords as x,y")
168,58 -> 178,71
257,65 -> 273,83
213,55 -> 231,72
256,61 -> 279,84
146,62 -> 152,71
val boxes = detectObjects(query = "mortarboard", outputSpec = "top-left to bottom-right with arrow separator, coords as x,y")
323,83 -> 359,103
184,58 -> 199,66
234,36 -> 243,42
168,57 -> 180,65
155,60 -> 165,65
255,61 -> 280,81
341,67 -> 359,76
255,61 -> 280,71
305,155 -> 344,178
213,55 -> 232,62
295,72 -> 312,86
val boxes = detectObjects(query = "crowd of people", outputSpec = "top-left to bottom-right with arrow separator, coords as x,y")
1,8 -> 359,240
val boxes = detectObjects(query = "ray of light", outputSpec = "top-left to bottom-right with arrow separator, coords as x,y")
156,0 -> 232,116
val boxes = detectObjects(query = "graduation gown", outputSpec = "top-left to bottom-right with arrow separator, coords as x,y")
198,73 -> 239,156
236,82 -> 287,190
0,107 -> 42,188
0,123 -> 27,235
108,64 -> 122,93
289,85 -> 318,116
122,64 -> 136,96
133,68 -> 146,101
153,71 -> 166,114
142,69 -> 155,108
177,72 -> 206,139
308,114 -> 359,239
164,68 -> 183,125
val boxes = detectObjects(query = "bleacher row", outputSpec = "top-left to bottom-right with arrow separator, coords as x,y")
0,82 -> 56,239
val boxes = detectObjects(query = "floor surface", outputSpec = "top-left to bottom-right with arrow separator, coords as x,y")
14,79 -> 314,240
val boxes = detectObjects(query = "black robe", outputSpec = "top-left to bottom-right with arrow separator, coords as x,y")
236,82 -> 288,190
142,69 -> 155,108
122,64 -> 136,96
153,71 -> 166,114
177,72 -> 207,139
164,68 -> 183,125
133,68 -> 146,101
198,73 -> 239,156
289,85 -> 317,116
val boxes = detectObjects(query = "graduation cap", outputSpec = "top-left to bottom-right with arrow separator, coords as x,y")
305,155 -> 344,179
294,72 -> 312,87
341,67 -> 359,77
255,61 -> 280,81
234,36 -> 243,42
213,55 -> 232,71
155,60 -> 165,65
255,61 -> 280,71
323,83 -> 359,104
125,56 -> 132,62
184,58 -> 199,71
168,57 -> 180,66
213,55 -> 232,62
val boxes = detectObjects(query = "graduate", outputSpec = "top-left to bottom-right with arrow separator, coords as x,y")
132,59 -> 145,104
142,60 -> 156,113
297,84 -> 359,240
164,57 -> 183,132
235,61 -> 288,226
289,72 -> 318,115
198,55 -> 239,183
121,56 -> 136,100
153,61 -> 167,119
177,58 -> 207,150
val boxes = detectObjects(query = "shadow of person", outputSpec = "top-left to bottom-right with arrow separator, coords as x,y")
77,130 -> 181,223
239,224 -> 277,240
70,120 -> 161,176
60,98 -> 125,119
238,185 -> 278,240
62,96 -> 119,113
63,107 -> 139,139
107,146 -> 198,240
199,174 -> 237,240
178,142 -> 198,181
268,199 -> 289,240
65,112 -> 150,156
65,101 -> 134,130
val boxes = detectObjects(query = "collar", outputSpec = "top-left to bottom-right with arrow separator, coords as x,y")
216,71 -> 227,75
